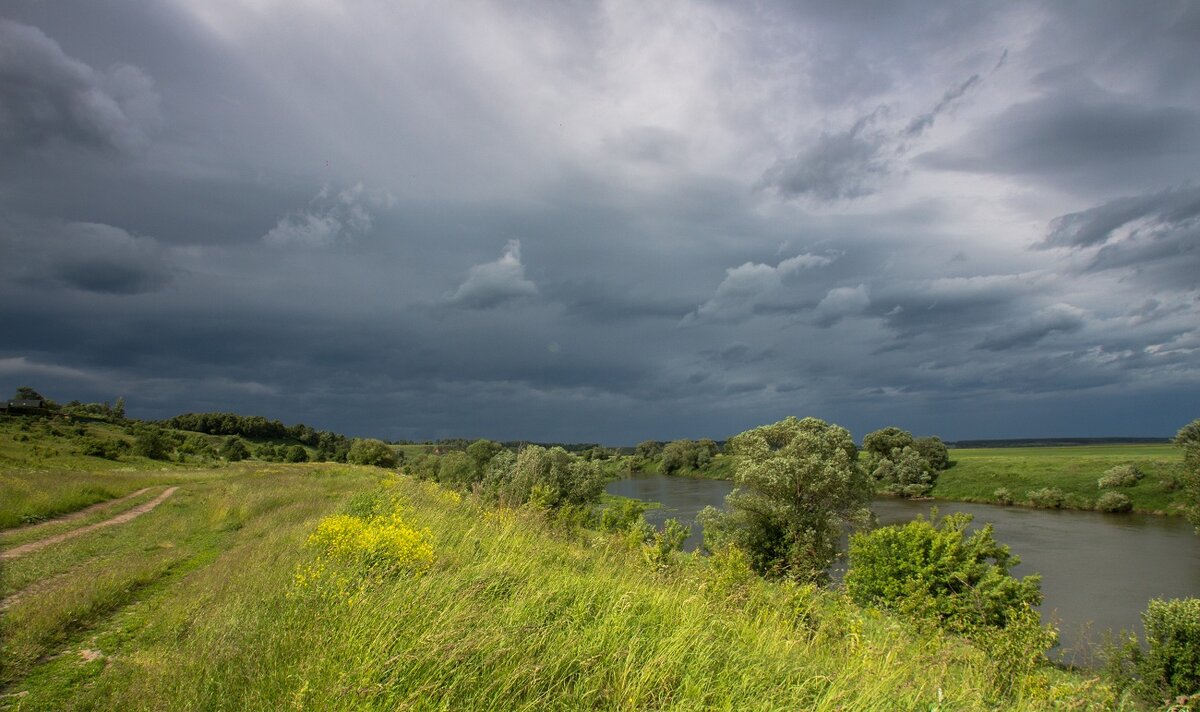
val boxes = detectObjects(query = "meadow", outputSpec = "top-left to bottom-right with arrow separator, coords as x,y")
0,423 -> 1135,710
935,444 -> 1189,514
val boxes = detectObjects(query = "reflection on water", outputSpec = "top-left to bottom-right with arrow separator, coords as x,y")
606,473 -> 1200,661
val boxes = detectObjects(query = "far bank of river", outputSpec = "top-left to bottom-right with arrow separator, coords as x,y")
605,473 -> 1200,662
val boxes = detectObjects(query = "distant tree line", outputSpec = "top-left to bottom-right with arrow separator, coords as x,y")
158,412 -> 352,460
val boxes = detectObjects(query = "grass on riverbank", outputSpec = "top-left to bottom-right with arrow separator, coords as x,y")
2,465 -> 1129,710
935,444 -> 1189,514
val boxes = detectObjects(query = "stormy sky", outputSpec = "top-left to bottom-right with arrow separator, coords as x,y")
2,1 -> 1198,444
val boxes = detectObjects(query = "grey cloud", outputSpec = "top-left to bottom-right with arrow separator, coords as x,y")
13,221 -> 175,295
1037,186 -> 1200,287
904,73 -> 981,138
605,125 -> 688,165
876,274 -> 1042,338
975,303 -> 1087,351
262,183 -> 390,247
1039,185 -> 1200,250
446,240 -> 539,309
919,82 -> 1200,189
813,284 -> 870,326
0,18 -> 159,153
761,113 -> 888,201
686,252 -> 835,323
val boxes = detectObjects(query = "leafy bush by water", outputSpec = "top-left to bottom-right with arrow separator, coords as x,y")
1096,491 -> 1133,513
1026,487 -> 1065,508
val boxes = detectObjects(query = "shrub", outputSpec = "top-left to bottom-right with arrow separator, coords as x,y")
642,518 -> 689,569
1096,491 -> 1133,513
285,444 -> 309,463
347,438 -> 398,468
1108,598 -> 1200,703
1098,464 -> 1142,489
79,437 -> 127,460
846,512 -> 1043,632
1026,487 -> 1065,509
599,497 -> 647,533
133,428 -> 170,460
994,488 -> 1014,505
219,436 -> 250,462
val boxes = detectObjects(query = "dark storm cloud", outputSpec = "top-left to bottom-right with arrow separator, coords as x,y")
3,220 -> 176,295
2,1 -> 1199,442
0,18 -> 158,153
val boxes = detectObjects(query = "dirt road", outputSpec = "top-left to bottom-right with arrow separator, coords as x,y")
0,487 -> 179,561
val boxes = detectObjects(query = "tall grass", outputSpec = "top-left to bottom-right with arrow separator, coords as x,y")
4,474 -> 1127,711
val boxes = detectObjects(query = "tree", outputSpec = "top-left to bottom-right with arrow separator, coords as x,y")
14,386 -> 45,401
698,416 -> 872,581
219,436 -> 250,462
347,438 -> 398,468
913,436 -> 950,471
864,427 -> 946,498
633,440 -> 661,459
1176,419 -> 1200,532
112,396 -> 126,420
285,444 -> 309,463
466,439 -> 504,474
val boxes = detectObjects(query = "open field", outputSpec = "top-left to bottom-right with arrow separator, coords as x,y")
1,456 -> 1129,709
934,444 -> 1189,514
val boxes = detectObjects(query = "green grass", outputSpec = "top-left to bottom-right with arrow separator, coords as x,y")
1,471 -> 1130,710
932,444 -> 1189,514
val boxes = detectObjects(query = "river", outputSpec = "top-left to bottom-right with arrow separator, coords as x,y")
606,473 -> 1200,662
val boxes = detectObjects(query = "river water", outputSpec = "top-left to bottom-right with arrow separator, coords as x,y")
606,473 -> 1200,662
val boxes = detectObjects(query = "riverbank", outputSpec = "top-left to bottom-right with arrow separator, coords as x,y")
622,443 -> 1192,516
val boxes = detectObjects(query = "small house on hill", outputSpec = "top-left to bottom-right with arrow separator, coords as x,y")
4,398 -> 47,414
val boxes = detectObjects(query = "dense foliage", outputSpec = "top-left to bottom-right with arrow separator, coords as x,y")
846,512 -> 1043,631
862,427 -> 950,497
346,438 -> 398,468
1108,598 -> 1200,705
1177,419 -> 1200,532
660,438 -> 720,474
159,412 -> 351,460
699,416 -> 871,581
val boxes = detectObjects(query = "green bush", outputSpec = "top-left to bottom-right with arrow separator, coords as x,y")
1096,491 -> 1132,513
78,437 -> 128,460
1098,464 -> 1142,489
846,512 -> 1043,633
1142,599 -> 1200,699
1108,598 -> 1200,703
1026,487 -> 1065,508
219,436 -> 250,462
642,518 -> 689,569
993,488 -> 1013,505
133,428 -> 170,460
285,444 -> 309,463
347,438 -> 398,468
599,498 -> 648,533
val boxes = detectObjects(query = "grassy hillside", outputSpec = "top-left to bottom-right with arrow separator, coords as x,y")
2,469 -> 1125,709
0,427 -> 1134,709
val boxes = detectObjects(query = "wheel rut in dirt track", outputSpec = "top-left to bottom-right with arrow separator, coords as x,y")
0,487 -> 180,561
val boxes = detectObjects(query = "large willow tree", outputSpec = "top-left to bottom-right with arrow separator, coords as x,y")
699,416 -> 872,581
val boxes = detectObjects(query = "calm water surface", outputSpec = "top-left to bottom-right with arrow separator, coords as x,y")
606,473 -> 1200,661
